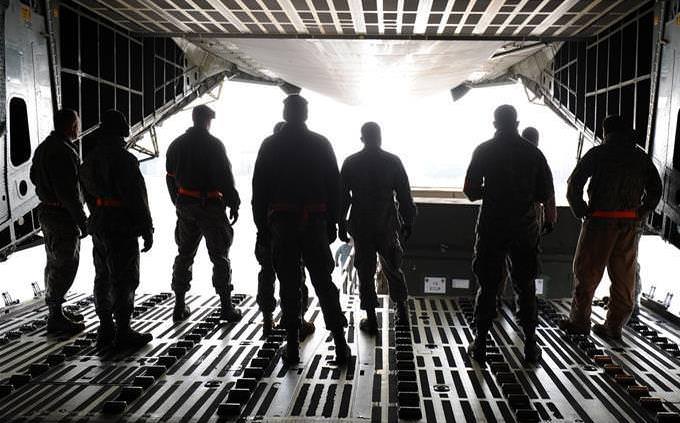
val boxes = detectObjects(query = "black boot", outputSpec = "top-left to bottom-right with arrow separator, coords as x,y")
467,332 -> 487,364
359,308 -> 379,335
523,334 -> 542,364
282,326 -> 300,365
262,311 -> 274,337
332,329 -> 351,366
113,314 -> 153,350
299,319 -> 315,342
219,292 -> 242,322
46,304 -> 85,335
395,301 -> 410,326
173,292 -> 191,322
96,315 -> 116,349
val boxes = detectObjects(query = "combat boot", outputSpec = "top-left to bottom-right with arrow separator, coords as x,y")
96,315 -> 116,349
114,315 -> 153,350
219,292 -> 243,322
395,301 -> 410,326
63,307 -> 84,322
592,323 -> 622,341
467,332 -> 487,364
299,319 -> 315,342
558,318 -> 590,335
46,304 -> 85,335
523,334 -> 542,364
359,308 -> 379,335
332,329 -> 352,366
282,327 -> 300,365
262,311 -> 274,337
173,292 -> 191,322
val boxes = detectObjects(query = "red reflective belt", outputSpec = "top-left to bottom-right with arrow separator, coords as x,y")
96,198 -> 122,207
590,210 -> 638,219
269,203 -> 327,221
177,187 -> 223,199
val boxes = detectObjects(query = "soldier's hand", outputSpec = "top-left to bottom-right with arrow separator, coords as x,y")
401,224 -> 413,242
542,221 -> 554,235
338,220 -> 350,243
141,230 -> 154,252
229,208 -> 239,225
327,223 -> 337,244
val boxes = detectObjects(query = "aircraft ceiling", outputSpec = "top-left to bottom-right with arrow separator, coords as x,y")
72,0 -> 644,103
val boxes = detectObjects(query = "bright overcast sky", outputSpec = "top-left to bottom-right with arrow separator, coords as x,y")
2,79 -> 679,310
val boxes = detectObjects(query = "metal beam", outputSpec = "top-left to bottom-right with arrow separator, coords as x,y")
473,0 -> 504,35
530,0 -> 580,35
204,0 -> 251,33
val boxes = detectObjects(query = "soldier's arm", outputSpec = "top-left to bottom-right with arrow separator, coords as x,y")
323,139 -> 341,225
339,161 -> 351,222
219,143 -> 241,210
118,154 -> 153,234
536,152 -> 557,224
50,148 -> 87,227
641,156 -> 662,214
566,149 -> 595,219
165,142 -> 178,205
251,143 -> 269,232
463,146 -> 484,201
394,157 -> 417,226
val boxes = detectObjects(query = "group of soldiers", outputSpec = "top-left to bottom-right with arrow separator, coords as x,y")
30,93 -> 661,367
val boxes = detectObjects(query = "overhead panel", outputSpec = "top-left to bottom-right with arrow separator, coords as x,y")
73,0 -> 640,39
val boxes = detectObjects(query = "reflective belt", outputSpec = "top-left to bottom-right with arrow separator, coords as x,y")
590,210 -> 638,219
269,203 -> 327,221
177,187 -> 223,200
96,198 -> 123,207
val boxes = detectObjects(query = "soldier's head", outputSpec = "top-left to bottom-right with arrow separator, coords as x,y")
53,109 -> 80,141
273,121 -> 286,134
522,126 -> 539,147
101,109 -> 130,138
283,94 -> 308,124
360,122 -> 382,149
602,115 -> 631,143
493,105 -> 519,132
193,104 -> 216,130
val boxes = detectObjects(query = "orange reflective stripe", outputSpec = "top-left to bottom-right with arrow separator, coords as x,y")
591,210 -> 638,219
177,187 -> 222,199
96,198 -> 122,207
167,172 -> 176,177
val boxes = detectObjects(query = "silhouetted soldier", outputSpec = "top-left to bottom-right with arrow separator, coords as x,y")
464,105 -> 556,364
166,105 -> 242,322
522,126 -> 539,148
256,121 -> 314,339
30,109 -> 87,334
560,115 -> 661,339
252,95 -> 350,365
338,122 -> 416,334
80,110 -> 154,349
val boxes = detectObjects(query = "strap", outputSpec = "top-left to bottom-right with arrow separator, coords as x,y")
177,187 -> 223,199
590,210 -> 638,219
96,198 -> 123,207
41,201 -> 62,208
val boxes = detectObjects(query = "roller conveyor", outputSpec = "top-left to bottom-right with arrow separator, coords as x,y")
0,292 -> 680,422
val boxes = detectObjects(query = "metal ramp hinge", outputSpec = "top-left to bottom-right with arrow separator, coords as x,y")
1,291 -> 20,307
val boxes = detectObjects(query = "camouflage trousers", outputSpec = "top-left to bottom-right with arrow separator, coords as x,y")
39,207 -> 80,307
92,233 -> 140,321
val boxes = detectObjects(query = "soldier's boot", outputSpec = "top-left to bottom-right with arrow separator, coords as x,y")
262,311 -> 274,338
282,327 -> 300,365
96,315 -> 116,349
395,301 -> 410,326
219,292 -> 243,322
46,304 -> 85,335
523,333 -> 542,364
332,329 -> 351,366
299,319 -> 315,342
592,323 -> 622,341
114,314 -> 153,350
558,318 -> 590,335
173,292 -> 191,322
467,331 -> 487,364
359,308 -> 379,335
63,307 -> 84,322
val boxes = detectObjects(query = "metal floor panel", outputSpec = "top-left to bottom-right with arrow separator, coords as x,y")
0,293 -> 679,422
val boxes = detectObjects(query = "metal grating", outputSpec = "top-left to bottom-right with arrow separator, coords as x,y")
70,0 -> 643,39
1,291 -> 680,422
